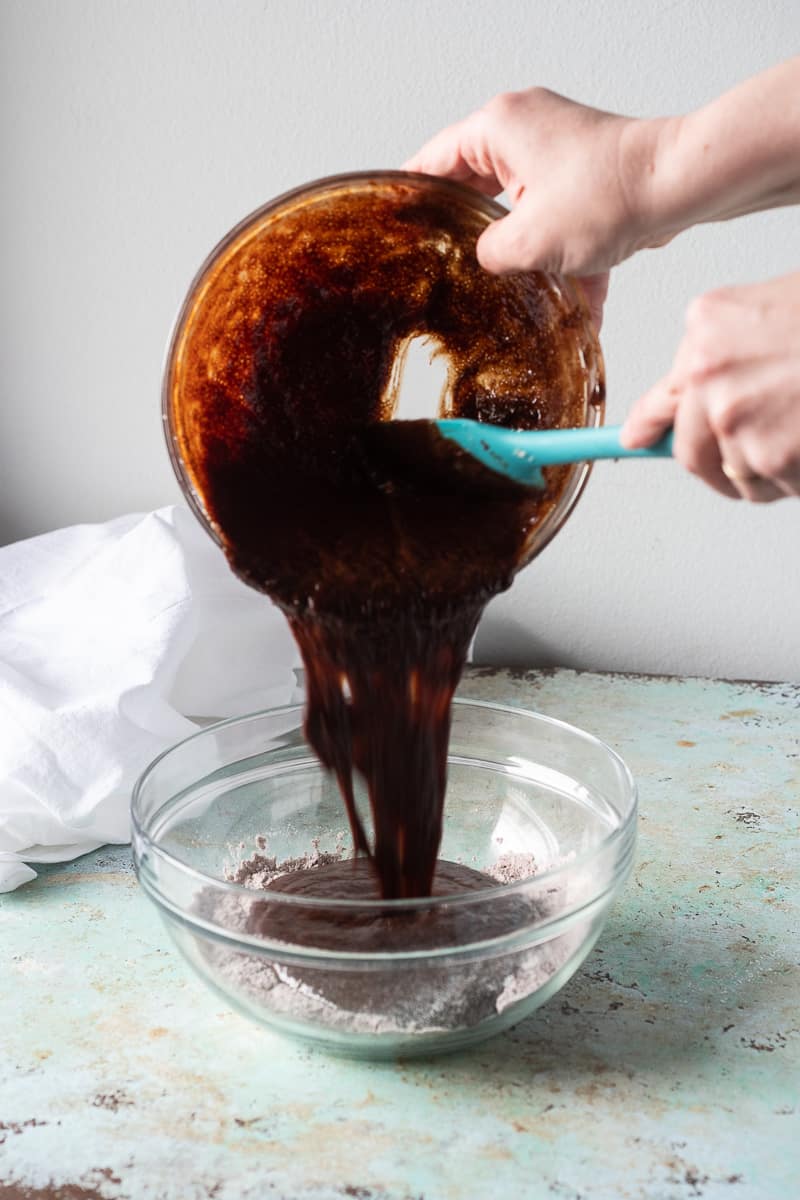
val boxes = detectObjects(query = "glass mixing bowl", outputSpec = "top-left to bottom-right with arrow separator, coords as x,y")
132,699 -> 636,1059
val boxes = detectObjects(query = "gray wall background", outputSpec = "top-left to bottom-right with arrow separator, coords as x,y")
2,0 -> 799,680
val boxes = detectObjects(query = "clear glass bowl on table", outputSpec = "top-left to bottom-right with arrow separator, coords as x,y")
132,698 -> 636,1060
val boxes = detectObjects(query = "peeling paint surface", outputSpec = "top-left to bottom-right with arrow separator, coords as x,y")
1,668 -> 798,1199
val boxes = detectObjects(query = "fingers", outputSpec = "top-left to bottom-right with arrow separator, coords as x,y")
403,120 -> 503,196
407,89 -> 658,281
703,362 -> 800,498
475,209 -> 528,274
763,443 -> 800,497
623,376 -> 741,497
403,124 -> 468,177
716,440 -> 785,503
622,375 -> 786,500
475,200 -> 558,274
620,376 -> 680,449
674,394 -> 741,500
624,364 -> 797,503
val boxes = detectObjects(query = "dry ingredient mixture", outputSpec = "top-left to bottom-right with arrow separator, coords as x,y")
169,175 -> 602,914
199,840 -> 581,1036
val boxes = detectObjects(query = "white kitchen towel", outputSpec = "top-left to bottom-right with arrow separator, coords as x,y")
0,505 -> 299,891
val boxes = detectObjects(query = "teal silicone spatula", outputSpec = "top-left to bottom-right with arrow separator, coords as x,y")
436,420 -> 674,487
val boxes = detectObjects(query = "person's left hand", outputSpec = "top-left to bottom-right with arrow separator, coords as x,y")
621,270 -> 800,502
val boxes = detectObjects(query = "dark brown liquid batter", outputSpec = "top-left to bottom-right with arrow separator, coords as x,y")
234,857 -> 550,1023
249,858 -> 510,952
168,174 -> 603,902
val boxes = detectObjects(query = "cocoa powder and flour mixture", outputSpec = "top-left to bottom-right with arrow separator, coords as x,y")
207,842 -> 579,1035
167,174 -> 602,930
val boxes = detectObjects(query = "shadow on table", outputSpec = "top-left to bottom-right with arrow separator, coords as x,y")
399,904 -> 773,1089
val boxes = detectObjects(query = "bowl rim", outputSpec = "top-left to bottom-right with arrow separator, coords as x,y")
131,696 -> 637,913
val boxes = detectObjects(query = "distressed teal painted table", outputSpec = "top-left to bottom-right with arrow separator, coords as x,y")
1,668 -> 798,1200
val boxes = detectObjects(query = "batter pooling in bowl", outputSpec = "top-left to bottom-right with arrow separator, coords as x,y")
166,174 -> 602,899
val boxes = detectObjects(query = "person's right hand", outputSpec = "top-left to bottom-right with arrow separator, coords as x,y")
621,270 -> 800,502
404,88 -> 669,329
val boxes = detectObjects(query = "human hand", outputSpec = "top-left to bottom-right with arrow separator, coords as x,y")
621,271 -> 800,502
404,88 -> 669,329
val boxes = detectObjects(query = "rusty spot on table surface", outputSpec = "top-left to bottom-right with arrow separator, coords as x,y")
0,1166 -> 122,1199
0,1118 -> 49,1144
683,1166 -> 710,1194
742,1033 -> 787,1052
676,739 -> 696,747
732,810 -> 761,826
468,665 -> 558,681
232,1116 -> 273,1132
92,1091 -> 133,1112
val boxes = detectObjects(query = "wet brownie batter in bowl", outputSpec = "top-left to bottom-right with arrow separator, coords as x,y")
164,171 -> 604,911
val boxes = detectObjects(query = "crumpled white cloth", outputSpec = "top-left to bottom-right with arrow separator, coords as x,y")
0,505 -> 299,891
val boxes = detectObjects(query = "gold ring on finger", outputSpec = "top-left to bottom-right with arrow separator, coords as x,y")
721,461 -> 762,484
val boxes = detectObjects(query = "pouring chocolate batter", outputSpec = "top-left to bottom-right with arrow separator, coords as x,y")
166,172 -> 603,902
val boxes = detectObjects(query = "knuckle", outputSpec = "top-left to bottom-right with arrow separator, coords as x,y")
705,285 -> 735,305
521,85 -> 551,104
685,288 -> 731,331
685,293 -> 714,329
685,347 -> 721,383
707,394 -> 748,438
465,101 -> 488,129
486,87 -> 552,122
748,445 -> 797,482
484,91 -> 520,121
749,453 -> 780,481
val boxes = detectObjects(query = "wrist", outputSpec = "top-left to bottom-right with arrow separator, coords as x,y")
643,74 -> 800,237
619,115 -> 688,250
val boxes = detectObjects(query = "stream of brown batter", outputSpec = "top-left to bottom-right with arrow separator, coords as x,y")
168,175 -> 602,901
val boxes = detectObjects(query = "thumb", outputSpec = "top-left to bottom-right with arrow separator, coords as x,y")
476,203 -> 552,275
621,376 -> 681,448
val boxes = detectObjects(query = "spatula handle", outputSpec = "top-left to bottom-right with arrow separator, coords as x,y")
508,424 -> 674,465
